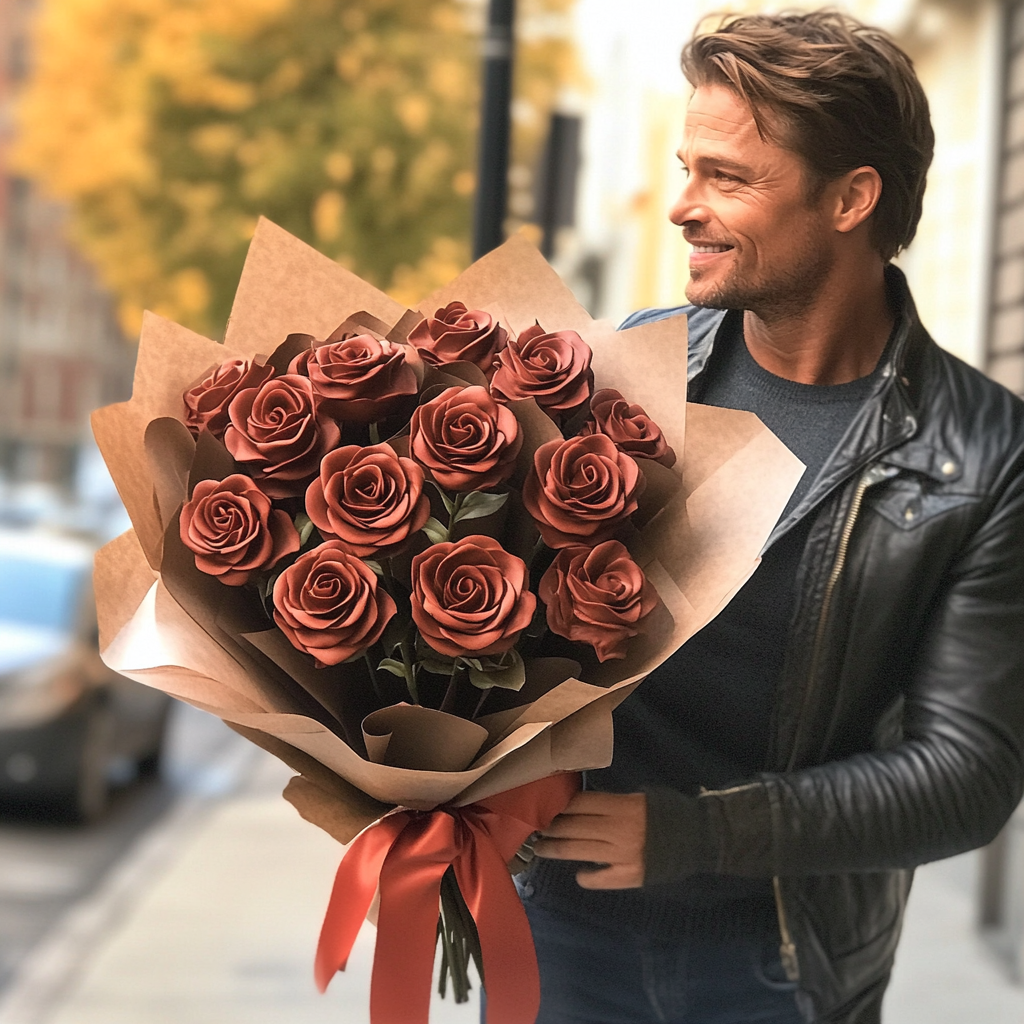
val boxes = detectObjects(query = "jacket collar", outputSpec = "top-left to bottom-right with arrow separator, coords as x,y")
685,266 -> 937,545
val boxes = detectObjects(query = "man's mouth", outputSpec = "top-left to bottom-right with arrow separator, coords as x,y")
689,244 -> 734,254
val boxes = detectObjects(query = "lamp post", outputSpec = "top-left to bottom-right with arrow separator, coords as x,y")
472,0 -> 515,259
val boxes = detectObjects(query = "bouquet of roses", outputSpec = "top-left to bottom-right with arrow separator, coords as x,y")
92,220 -> 801,1024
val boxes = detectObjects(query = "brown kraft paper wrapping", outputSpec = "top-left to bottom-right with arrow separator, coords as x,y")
92,218 -> 804,842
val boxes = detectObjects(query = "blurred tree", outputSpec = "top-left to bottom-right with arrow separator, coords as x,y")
14,0 -> 579,339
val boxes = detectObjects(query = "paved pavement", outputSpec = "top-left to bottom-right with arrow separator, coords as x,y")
0,730 -> 1021,1024
0,780 -> 172,994
885,849 -> 1024,1022
0,703 -> 237,995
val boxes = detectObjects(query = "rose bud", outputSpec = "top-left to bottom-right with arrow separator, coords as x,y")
580,388 -> 677,468
290,334 -> 418,422
490,324 -> 593,419
224,374 -> 342,499
523,434 -> 643,548
183,358 -> 275,440
539,541 -> 659,662
411,535 -> 536,658
305,444 -> 430,557
408,302 -> 508,378
409,385 -> 522,493
273,541 -> 397,667
179,474 -> 300,586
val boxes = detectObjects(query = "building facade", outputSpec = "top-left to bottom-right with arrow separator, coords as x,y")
0,0 -> 134,489
987,0 -> 1024,395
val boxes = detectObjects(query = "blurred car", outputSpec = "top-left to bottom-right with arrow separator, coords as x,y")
0,527 -> 170,821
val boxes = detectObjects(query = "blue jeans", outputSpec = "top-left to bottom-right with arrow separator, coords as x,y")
516,896 -> 804,1024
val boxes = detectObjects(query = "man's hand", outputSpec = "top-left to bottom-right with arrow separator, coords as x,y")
532,791 -> 647,889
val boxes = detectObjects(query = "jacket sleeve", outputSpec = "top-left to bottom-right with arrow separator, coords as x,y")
643,453 -> 1024,885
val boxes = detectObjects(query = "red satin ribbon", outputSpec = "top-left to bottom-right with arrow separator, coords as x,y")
315,771 -> 580,1024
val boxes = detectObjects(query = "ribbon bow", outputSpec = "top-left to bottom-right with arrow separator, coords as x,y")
314,771 -> 580,1024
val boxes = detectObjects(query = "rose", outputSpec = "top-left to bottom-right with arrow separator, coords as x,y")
179,474 -> 300,586
224,374 -> 342,499
273,542 -> 397,666
305,444 -> 430,556
183,358 -> 275,439
409,385 -> 522,492
290,334 -> 418,422
408,302 -> 508,378
411,535 -> 536,658
580,388 -> 676,468
490,324 -> 593,418
523,434 -> 643,548
539,541 -> 658,661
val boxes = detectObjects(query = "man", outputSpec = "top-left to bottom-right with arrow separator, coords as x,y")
524,11 -> 1024,1024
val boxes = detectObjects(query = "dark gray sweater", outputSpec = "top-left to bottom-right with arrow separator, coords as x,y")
526,308 -> 891,935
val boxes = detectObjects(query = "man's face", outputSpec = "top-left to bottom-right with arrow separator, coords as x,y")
672,85 -> 836,316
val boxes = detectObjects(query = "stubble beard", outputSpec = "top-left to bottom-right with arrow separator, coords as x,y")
685,233 -> 835,325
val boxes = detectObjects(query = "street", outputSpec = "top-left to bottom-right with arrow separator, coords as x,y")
0,704 -> 248,1001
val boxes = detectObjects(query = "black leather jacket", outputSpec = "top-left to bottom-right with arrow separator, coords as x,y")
625,268 -> 1024,1022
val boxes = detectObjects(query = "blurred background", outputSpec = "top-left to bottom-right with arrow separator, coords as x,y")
0,0 -> 1022,1021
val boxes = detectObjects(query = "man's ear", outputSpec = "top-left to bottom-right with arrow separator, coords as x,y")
832,166 -> 883,234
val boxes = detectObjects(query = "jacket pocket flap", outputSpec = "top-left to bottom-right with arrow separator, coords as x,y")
867,482 -> 977,530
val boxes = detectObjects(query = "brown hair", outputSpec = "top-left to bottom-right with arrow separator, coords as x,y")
681,10 -> 934,261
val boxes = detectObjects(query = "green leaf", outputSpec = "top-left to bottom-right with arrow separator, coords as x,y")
414,634 -> 456,675
294,512 -> 317,547
378,658 -> 409,679
430,482 -> 457,516
422,516 -> 449,544
259,571 -> 281,602
454,490 -> 508,524
465,648 -> 526,691
419,657 -> 453,675
363,559 -> 384,577
381,613 -> 411,655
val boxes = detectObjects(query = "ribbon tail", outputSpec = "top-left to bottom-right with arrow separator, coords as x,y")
455,827 -> 541,1024
314,815 -> 408,993
371,818 -> 457,1024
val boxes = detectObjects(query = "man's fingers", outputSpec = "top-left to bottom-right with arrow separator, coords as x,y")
576,864 -> 644,890
532,836 -> 620,864
539,813 -> 616,840
530,791 -> 647,889
560,791 -> 641,816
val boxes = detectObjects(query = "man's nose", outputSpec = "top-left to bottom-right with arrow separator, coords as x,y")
668,179 -> 709,228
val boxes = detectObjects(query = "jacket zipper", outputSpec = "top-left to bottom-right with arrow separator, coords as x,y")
774,877 -> 800,981
771,463 -> 889,983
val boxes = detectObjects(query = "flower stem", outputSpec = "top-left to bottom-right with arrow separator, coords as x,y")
369,421 -> 381,445
471,686 -> 491,720
446,491 -> 467,539
399,638 -> 419,705
438,869 -> 476,1003
378,556 -> 397,598
440,659 -> 462,715
363,653 -> 386,705
529,534 -> 547,566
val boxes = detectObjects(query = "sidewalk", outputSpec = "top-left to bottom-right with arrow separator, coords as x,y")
0,748 -> 480,1024
3,743 -> 1023,1024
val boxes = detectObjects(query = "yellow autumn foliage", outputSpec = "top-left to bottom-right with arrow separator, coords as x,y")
14,0 -> 580,338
